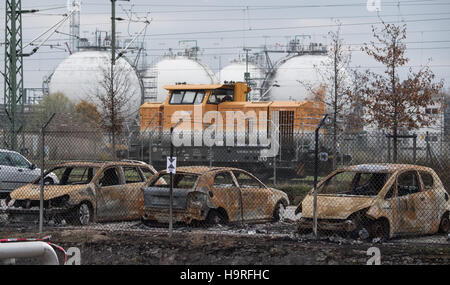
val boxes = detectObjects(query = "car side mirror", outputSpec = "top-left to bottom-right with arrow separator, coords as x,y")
29,163 -> 36,170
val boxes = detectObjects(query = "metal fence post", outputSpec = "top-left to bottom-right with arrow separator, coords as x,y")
39,113 -> 55,233
413,134 -> 417,163
169,119 -> 183,237
313,114 -> 328,239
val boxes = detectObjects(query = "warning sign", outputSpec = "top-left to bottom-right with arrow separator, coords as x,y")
319,152 -> 328,162
167,157 -> 177,174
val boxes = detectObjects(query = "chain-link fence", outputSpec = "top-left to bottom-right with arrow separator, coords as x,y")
0,115 -> 449,243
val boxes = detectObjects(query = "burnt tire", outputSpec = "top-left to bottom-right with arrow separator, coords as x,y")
206,209 -> 227,225
69,202 -> 93,226
272,201 -> 286,222
370,219 -> 390,240
438,212 -> 449,233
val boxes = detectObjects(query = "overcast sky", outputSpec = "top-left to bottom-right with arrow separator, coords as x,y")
1,0 -> 450,90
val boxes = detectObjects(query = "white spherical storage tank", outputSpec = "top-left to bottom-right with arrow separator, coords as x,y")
49,50 -> 142,114
143,56 -> 216,102
265,54 -> 347,101
216,62 -> 263,100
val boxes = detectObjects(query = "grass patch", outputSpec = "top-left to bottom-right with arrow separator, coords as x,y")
268,183 -> 312,205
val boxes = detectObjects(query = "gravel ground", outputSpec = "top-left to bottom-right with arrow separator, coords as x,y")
1,204 -> 449,265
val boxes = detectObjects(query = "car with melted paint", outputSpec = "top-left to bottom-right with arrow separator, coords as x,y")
6,160 -> 158,225
296,164 -> 450,239
142,166 -> 289,225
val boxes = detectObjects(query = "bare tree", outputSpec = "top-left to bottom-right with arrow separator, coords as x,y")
361,21 -> 444,162
94,59 -> 136,159
299,25 -> 352,169
344,68 -> 367,133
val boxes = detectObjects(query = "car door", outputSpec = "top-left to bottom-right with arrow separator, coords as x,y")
394,170 -> 433,235
122,166 -> 146,220
232,170 -> 273,221
7,152 -> 38,185
0,151 -> 15,194
95,166 -> 127,222
210,171 -> 243,222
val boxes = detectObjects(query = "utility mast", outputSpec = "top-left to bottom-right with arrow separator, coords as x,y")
4,0 -> 24,151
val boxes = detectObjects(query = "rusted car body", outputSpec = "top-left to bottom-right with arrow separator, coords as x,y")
142,166 -> 289,225
296,164 -> 450,239
6,160 -> 158,225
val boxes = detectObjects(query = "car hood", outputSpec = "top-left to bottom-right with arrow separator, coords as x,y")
10,184 -> 89,201
300,194 -> 376,219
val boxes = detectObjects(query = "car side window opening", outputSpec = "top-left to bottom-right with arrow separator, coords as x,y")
397,171 -> 420,196
419,171 -> 434,190
140,167 -> 154,179
149,173 -> 198,189
234,171 -> 264,188
7,152 -> 30,168
213,172 -> 236,188
0,152 -> 11,166
208,89 -> 234,104
123,167 -> 144,183
385,184 -> 395,199
169,90 -> 205,105
98,167 -> 121,187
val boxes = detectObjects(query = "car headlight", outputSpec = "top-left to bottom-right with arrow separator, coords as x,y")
49,195 -> 70,208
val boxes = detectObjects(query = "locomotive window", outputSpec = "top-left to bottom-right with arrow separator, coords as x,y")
208,89 -> 234,104
170,91 -> 183,104
181,91 -> 197,104
194,92 -> 205,104
170,91 -> 205,104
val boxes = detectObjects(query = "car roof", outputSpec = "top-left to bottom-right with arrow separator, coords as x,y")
160,166 -> 245,175
51,160 -> 154,169
0,149 -> 19,154
345,163 -> 433,173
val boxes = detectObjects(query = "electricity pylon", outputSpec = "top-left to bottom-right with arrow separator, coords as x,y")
4,0 -> 24,151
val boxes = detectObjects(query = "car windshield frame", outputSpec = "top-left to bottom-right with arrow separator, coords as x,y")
315,170 -> 392,197
34,165 -> 99,186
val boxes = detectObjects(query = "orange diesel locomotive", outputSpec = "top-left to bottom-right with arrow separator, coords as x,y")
136,82 -> 329,179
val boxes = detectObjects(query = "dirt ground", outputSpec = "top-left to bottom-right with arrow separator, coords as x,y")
1,222 -> 449,265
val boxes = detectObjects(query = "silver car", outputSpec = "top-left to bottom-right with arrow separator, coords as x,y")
0,149 -> 58,199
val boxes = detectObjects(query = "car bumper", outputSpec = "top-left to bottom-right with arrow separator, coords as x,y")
143,206 -> 206,224
5,207 -> 71,222
297,217 -> 358,232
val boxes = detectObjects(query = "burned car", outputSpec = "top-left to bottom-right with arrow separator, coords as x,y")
296,164 -> 450,239
6,160 -> 158,225
142,166 -> 289,225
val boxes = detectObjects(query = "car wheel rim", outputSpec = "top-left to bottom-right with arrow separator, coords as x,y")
442,217 -> 449,232
79,204 -> 90,225
278,204 -> 285,221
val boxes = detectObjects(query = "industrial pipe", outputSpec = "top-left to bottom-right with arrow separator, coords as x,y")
0,241 -> 59,265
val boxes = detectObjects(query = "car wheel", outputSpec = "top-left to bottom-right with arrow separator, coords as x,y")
439,212 -> 449,233
370,219 -> 390,240
70,202 -> 92,226
44,178 -> 54,185
272,201 -> 285,222
206,209 -> 227,225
